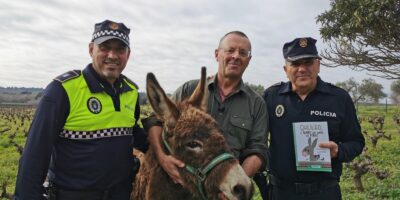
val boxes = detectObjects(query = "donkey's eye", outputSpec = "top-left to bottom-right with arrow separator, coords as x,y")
185,140 -> 203,152
187,141 -> 202,148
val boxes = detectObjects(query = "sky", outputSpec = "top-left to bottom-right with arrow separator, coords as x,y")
0,0 -> 394,99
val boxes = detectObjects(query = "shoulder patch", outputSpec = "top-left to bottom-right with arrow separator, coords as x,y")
121,75 -> 139,89
54,70 -> 81,83
270,82 -> 283,87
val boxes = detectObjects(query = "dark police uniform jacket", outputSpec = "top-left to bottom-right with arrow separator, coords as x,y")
263,77 -> 365,183
15,64 -> 146,200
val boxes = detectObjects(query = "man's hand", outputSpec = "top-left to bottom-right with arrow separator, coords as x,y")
241,155 -> 263,177
159,154 -> 185,185
148,125 -> 185,185
319,141 -> 339,158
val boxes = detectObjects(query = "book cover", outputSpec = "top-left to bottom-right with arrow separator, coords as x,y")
293,121 -> 332,172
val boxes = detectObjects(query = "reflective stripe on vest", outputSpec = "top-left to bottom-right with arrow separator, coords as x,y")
61,74 -> 138,139
60,127 -> 132,139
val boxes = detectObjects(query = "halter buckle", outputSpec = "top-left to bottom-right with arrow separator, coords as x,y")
195,169 -> 206,181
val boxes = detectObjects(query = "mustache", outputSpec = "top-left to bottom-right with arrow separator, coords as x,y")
228,62 -> 240,66
104,59 -> 120,65
228,60 -> 241,65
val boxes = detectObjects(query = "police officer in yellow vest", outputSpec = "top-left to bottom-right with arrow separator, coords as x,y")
15,20 -> 146,200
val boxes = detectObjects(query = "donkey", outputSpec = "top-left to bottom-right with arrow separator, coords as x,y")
302,137 -> 320,161
131,67 -> 253,200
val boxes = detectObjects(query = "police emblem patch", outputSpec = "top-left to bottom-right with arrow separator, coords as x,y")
87,97 -> 102,114
299,38 -> 308,47
110,22 -> 119,30
275,105 -> 285,117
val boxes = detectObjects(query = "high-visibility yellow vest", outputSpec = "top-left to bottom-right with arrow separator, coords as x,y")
59,71 -> 138,139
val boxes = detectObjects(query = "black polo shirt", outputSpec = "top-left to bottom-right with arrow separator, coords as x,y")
263,77 -> 364,182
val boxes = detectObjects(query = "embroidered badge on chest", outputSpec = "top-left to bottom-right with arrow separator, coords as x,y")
275,105 -> 285,117
87,97 -> 102,114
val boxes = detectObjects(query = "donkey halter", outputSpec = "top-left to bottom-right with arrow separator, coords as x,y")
162,130 -> 235,200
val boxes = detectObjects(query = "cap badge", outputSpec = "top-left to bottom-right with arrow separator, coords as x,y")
87,97 -> 102,114
299,38 -> 308,48
109,22 -> 119,30
275,105 -> 285,117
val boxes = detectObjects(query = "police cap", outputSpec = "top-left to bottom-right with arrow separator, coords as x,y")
92,20 -> 130,47
282,37 -> 321,61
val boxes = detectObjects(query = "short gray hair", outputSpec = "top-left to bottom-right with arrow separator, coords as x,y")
218,31 -> 251,50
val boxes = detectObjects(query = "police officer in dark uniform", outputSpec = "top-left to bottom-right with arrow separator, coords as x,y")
15,20 -> 146,200
263,37 -> 365,200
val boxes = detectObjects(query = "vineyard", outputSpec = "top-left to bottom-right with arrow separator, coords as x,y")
0,104 -> 399,199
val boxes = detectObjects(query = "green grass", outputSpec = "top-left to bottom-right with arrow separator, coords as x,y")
339,105 -> 400,200
1,105 -> 399,199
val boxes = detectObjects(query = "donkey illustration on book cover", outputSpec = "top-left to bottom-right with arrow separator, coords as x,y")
302,137 -> 322,161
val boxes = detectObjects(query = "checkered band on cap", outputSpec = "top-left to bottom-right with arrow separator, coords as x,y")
60,127 -> 133,140
92,29 -> 129,44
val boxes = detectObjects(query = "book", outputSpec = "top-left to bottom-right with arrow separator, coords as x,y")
293,121 -> 332,172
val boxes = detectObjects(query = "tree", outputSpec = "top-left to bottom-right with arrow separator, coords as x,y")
336,78 -> 386,104
390,80 -> 400,104
359,78 -> 386,103
317,0 -> 400,79
336,78 -> 362,103
245,82 -> 265,96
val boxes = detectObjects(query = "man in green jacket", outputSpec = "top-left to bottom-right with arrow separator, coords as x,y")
145,31 -> 268,193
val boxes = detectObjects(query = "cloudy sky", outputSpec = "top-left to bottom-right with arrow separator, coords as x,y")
0,0 -> 394,97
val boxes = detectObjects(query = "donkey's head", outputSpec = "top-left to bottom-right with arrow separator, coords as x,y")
302,137 -> 320,161
146,67 -> 253,200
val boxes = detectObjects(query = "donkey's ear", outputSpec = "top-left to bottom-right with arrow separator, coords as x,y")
312,138 -> 318,148
188,67 -> 208,111
146,73 -> 180,124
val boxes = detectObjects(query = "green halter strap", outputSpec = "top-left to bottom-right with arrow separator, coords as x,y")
162,131 -> 235,200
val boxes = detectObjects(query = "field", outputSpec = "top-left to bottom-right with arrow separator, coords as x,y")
1,104 -> 399,199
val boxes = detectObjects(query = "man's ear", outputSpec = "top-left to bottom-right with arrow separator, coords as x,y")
89,42 -> 94,57
214,49 -> 219,61
127,48 -> 131,59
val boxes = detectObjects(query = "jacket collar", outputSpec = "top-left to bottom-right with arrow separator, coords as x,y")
208,74 -> 248,95
279,76 -> 331,94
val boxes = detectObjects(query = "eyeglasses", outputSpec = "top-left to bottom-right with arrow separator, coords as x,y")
219,48 -> 251,58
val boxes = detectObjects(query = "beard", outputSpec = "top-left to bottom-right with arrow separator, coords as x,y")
102,70 -> 121,80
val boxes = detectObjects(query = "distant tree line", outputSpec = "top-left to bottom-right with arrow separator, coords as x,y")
2,80 -> 399,106
0,87 -> 43,105
336,78 -> 386,104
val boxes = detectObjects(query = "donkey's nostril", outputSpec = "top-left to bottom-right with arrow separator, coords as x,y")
233,184 -> 246,199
